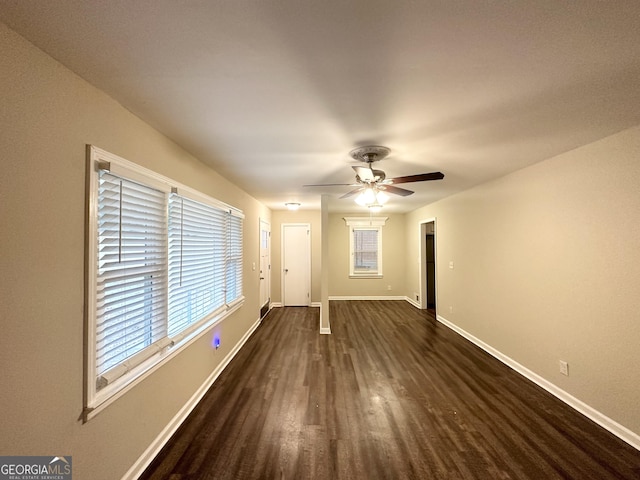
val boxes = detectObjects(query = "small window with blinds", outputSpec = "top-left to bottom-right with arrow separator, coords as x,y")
352,228 -> 379,274
343,216 -> 386,278
86,146 -> 244,417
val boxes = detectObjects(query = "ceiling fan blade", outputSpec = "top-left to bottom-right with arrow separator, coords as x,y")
388,172 -> 445,184
380,184 -> 414,196
340,188 -> 363,199
352,165 -> 375,182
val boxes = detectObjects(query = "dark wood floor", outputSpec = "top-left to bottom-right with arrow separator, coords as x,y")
140,301 -> 640,479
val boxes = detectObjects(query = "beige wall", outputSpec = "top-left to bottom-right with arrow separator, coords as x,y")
328,212 -> 407,297
270,209 -> 322,303
405,125 -> 640,437
0,24 -> 270,479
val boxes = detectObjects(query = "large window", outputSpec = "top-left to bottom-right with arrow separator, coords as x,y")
86,146 -> 244,416
344,216 -> 387,277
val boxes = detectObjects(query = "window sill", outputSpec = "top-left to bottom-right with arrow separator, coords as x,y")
84,298 -> 244,422
349,274 -> 383,279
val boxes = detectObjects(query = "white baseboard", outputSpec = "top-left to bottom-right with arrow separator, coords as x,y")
436,313 -> 640,451
271,302 -> 321,308
308,302 -> 332,334
270,301 -> 330,333
404,296 -> 420,308
124,299 -> 638,480
121,316 -> 263,480
310,302 -> 331,334
328,295 -> 407,301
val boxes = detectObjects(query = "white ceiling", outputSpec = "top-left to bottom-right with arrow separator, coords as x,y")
2,1 -> 640,212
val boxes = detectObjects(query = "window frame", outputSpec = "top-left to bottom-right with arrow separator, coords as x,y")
343,216 -> 387,278
85,146 -> 244,420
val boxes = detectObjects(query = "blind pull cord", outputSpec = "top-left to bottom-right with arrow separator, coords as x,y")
118,180 -> 123,263
179,198 -> 184,287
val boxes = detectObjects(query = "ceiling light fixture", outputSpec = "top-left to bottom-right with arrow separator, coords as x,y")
285,202 -> 301,211
355,187 -> 389,208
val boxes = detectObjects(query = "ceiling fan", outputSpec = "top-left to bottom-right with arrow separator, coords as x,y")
304,146 -> 444,206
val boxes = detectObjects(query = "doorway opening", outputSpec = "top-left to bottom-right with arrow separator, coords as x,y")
259,219 -> 271,319
419,219 -> 437,316
426,232 -> 436,312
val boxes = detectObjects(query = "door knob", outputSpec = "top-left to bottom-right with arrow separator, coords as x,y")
284,269 -> 289,273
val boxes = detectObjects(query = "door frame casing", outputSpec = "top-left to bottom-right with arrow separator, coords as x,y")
281,223 -> 311,306
418,218 -> 437,311
259,218 -> 271,318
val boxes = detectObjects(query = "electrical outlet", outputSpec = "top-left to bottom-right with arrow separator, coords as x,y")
449,306 -> 453,313
559,360 -> 569,376
387,285 -> 392,291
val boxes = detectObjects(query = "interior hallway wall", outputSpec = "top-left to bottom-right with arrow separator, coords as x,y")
405,125 -> 640,440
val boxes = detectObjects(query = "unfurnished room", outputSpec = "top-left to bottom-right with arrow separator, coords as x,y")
1,2 -> 639,479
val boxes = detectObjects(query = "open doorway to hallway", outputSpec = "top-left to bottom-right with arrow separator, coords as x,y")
426,230 -> 436,312
420,220 -> 437,316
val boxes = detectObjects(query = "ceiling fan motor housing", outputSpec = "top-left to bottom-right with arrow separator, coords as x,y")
349,145 -> 391,164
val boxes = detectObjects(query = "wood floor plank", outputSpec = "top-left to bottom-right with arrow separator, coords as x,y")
140,301 -> 640,479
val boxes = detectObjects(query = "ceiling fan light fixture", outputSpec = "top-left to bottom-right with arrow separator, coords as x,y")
376,190 -> 389,205
354,194 -> 367,206
285,202 -> 301,211
368,204 -> 383,213
355,187 -> 376,206
356,187 -> 388,207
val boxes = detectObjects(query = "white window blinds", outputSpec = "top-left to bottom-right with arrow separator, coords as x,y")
343,217 -> 386,277
226,212 -> 243,304
96,172 -> 167,379
87,146 -> 244,410
167,195 -> 226,338
353,229 -> 379,273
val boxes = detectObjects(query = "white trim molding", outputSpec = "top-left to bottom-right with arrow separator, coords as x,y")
122,316 -> 263,480
342,216 -> 388,227
418,217 -> 437,311
404,296 -> 421,309
435,312 -> 640,451
343,216 -> 387,278
311,302 -> 331,334
328,295 -> 406,301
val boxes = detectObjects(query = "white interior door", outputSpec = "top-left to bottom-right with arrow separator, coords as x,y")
259,220 -> 271,314
282,224 -> 310,306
